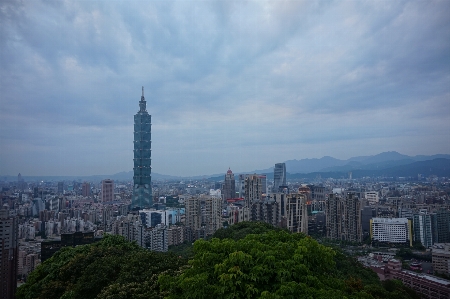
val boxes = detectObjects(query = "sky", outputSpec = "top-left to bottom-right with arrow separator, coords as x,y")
1,0 -> 449,177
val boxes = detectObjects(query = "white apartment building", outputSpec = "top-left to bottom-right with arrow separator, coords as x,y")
370,218 -> 412,245
365,191 -> 379,205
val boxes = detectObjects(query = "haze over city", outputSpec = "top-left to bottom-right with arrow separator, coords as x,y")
1,0 -> 449,177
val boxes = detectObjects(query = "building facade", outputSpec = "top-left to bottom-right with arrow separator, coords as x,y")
0,209 -> 18,299
223,168 -> 236,201
432,243 -> 450,275
414,210 -> 433,248
432,210 -> 450,244
285,192 -> 308,234
132,87 -> 152,209
244,175 -> 262,208
203,196 -> 222,235
341,192 -> 362,242
82,182 -> 90,197
370,218 -> 412,246
326,193 -> 342,240
272,163 -> 286,193
326,192 -> 362,242
365,191 -> 379,205
101,179 -> 114,203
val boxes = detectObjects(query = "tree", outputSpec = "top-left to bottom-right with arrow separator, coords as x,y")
160,229 -> 419,299
161,231 -> 352,298
16,235 -> 186,299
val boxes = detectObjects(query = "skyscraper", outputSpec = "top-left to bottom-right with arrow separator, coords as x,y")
0,209 -> 18,299
101,179 -> 114,203
285,191 -> 308,234
82,182 -> 90,197
325,192 -> 362,242
273,163 -> 286,193
431,209 -> 450,243
414,209 -> 433,248
57,182 -> 64,195
132,87 -> 152,209
341,192 -> 362,242
222,168 -> 236,201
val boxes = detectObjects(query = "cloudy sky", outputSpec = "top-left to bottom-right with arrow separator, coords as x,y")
1,0 -> 449,177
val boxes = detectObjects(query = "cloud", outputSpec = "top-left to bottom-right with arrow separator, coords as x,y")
0,0 -> 449,176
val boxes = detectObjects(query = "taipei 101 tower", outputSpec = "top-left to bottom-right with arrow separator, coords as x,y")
132,87 -> 152,209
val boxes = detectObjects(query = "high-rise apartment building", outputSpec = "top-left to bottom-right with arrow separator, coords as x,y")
82,182 -> 90,197
342,192 -> 362,242
185,196 -> 222,240
325,192 -> 362,242
273,163 -> 286,193
326,193 -> 342,240
149,224 -> 168,252
57,182 -> 64,195
185,197 -> 201,231
132,87 -> 152,209
244,175 -> 262,209
223,168 -> 236,200
414,210 -> 433,248
308,184 -> 326,212
431,209 -> 450,244
101,179 -> 114,203
285,192 -> 308,234
203,196 -> 222,235
0,209 -> 18,299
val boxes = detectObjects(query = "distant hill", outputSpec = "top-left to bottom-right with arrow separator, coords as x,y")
284,151 -> 450,174
3,152 -> 449,182
288,158 -> 450,179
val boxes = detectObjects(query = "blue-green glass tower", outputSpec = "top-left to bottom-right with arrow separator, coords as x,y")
132,87 -> 152,209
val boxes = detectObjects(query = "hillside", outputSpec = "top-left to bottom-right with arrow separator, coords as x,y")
17,223 -> 419,299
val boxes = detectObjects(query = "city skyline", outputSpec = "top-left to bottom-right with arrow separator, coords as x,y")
1,1 -> 449,177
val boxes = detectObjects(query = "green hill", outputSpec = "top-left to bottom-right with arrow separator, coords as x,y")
18,223 -> 419,299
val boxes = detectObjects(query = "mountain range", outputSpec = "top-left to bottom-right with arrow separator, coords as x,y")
284,152 -> 450,174
3,152 -> 450,182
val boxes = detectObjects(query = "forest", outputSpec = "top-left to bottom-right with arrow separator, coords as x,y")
17,222 -> 419,299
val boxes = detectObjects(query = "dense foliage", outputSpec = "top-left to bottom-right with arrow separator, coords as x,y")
16,235 -> 186,299
212,221 -> 287,241
18,223 -> 419,299
160,228 -> 418,299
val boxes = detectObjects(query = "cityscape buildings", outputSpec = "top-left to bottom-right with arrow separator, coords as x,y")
272,163 -> 286,193
132,87 -> 152,209
2,131 -> 450,294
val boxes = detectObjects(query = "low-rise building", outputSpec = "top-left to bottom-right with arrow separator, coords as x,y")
432,243 -> 450,275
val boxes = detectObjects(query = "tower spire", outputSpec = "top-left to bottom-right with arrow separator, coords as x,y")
139,86 -> 147,112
